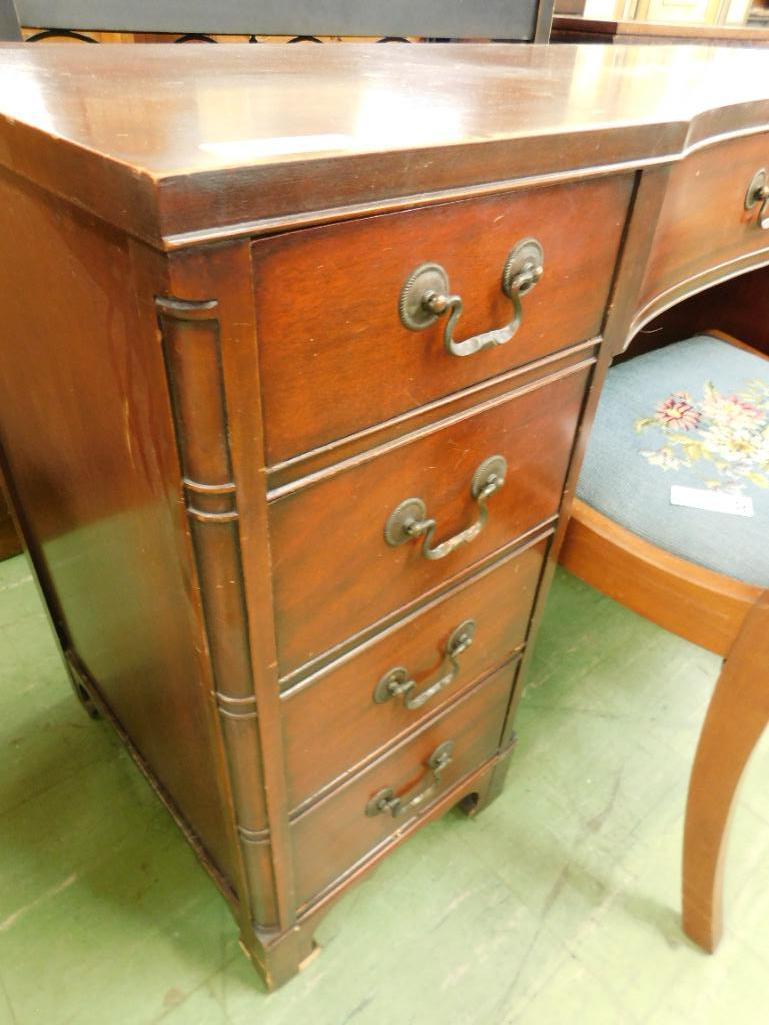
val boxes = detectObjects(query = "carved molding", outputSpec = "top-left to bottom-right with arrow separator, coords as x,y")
156,293 -> 275,927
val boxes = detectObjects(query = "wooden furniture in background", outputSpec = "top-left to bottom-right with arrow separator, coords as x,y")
2,43 -> 769,988
552,0 -> 752,30
552,14 -> 769,41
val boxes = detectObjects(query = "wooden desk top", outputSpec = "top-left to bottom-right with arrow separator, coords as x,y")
3,42 -> 769,245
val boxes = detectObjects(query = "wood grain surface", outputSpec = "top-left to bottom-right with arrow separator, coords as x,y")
4,44 -> 769,244
269,363 -> 590,675
281,536 -> 548,810
289,661 -> 515,908
0,167 -> 239,887
253,176 -> 631,462
640,134 -> 769,314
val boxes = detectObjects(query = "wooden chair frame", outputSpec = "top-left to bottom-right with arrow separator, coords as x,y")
560,330 -> 769,951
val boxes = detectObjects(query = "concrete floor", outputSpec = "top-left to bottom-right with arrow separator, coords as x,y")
1,554 -> 768,1025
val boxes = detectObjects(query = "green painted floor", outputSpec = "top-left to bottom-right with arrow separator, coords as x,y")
1,555 -> 768,1025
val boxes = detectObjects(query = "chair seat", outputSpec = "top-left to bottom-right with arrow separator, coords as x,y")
577,334 -> 769,588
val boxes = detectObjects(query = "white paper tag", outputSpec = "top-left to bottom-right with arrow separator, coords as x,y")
670,485 -> 754,517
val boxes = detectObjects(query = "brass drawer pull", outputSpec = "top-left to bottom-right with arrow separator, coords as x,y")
373,619 -> 476,710
384,455 -> 506,561
398,238 -> 543,357
745,168 -> 769,229
365,741 -> 454,818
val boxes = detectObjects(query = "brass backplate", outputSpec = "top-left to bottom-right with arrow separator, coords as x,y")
399,262 -> 450,331
447,619 -> 476,652
428,740 -> 455,768
502,238 -> 544,298
471,455 -> 507,498
384,497 -> 427,547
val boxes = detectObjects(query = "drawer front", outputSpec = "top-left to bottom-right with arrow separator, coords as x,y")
641,134 -> 769,308
290,662 -> 514,907
253,175 -> 631,463
270,362 -> 590,676
282,536 -> 547,811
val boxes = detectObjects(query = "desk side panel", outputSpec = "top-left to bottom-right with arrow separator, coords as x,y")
0,168 -> 239,890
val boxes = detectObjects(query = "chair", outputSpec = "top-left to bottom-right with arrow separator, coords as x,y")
0,0 -> 554,44
560,328 -> 769,952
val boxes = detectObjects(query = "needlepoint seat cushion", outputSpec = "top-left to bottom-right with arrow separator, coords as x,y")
576,334 -> 769,588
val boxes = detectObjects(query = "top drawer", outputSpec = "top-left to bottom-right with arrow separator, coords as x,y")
253,175 -> 632,464
640,133 -> 769,309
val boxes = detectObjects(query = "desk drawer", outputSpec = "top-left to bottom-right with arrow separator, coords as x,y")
290,662 -> 514,908
641,134 -> 769,307
253,175 -> 631,464
270,361 -> 590,676
281,536 -> 546,811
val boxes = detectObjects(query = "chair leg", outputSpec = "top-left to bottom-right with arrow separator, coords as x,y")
683,591 -> 769,952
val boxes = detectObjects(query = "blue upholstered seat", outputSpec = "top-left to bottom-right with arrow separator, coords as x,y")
577,334 -> 769,588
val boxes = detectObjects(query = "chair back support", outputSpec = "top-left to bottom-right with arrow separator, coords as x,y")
4,0 -> 554,42
1,0 -> 21,40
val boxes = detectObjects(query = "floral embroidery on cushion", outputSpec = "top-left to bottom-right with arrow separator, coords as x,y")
635,379 -> 769,494
654,391 -> 701,431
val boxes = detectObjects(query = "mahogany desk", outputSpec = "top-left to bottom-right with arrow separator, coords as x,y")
0,43 -> 768,989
